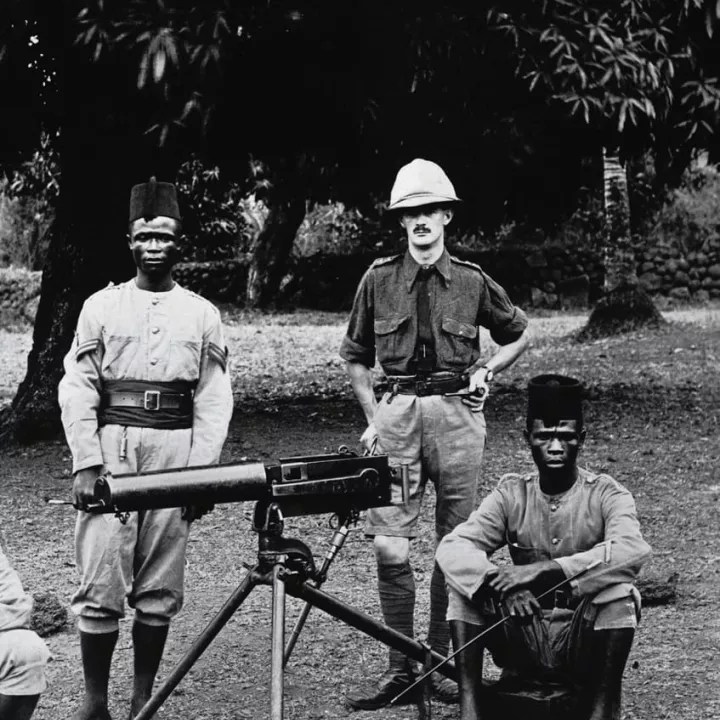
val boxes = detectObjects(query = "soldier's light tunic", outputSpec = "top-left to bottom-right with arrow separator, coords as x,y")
58,280 -> 233,632
0,546 -> 50,696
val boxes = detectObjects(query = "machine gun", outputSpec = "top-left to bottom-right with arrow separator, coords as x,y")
85,448 -> 406,523
53,449 -> 454,720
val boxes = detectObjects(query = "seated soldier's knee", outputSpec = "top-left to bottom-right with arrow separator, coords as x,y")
373,535 -> 410,566
590,585 -> 641,631
0,629 -> 50,696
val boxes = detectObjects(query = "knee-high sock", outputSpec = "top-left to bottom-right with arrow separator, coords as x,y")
427,562 -> 450,657
377,561 -> 415,670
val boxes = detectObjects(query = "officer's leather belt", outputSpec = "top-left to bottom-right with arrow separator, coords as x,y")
386,372 -> 468,397
100,380 -> 195,429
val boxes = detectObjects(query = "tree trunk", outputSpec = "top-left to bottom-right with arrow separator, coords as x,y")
0,49 -> 181,444
601,149 -> 636,291
245,162 -> 308,309
578,148 -> 664,342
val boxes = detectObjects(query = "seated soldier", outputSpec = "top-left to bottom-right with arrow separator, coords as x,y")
436,374 -> 652,720
0,543 -> 51,720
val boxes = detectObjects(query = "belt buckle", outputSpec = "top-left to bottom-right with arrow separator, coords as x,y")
143,390 -> 161,411
415,380 -> 431,397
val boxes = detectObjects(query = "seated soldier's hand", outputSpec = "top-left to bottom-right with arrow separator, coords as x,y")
182,503 -> 215,523
72,466 -> 104,510
360,422 -> 382,455
485,563 -> 544,596
503,589 -> 541,622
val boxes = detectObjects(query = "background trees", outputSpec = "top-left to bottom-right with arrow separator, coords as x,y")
0,0 -> 718,440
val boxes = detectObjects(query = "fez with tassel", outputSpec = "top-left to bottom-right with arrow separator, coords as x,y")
129,177 -> 181,223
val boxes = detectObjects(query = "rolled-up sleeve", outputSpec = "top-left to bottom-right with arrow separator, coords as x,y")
339,269 -> 376,368
477,271 -> 528,346
436,488 -> 508,600
187,308 -> 233,467
58,298 -> 105,474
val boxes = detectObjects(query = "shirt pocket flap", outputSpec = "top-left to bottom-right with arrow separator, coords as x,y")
442,317 -> 477,339
374,315 -> 409,335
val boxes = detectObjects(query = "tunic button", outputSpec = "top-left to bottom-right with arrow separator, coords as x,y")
551,538 -> 559,545
152,327 -> 159,334
152,298 -> 159,305
150,358 -> 158,365
550,504 -> 558,512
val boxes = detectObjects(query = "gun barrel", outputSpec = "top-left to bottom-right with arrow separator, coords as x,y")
94,462 -> 269,512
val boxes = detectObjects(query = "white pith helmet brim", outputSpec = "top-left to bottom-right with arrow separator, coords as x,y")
388,159 -> 461,211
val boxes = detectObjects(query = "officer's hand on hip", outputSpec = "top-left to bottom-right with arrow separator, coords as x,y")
464,367 -> 492,412
360,422 -> 381,455
72,466 -> 103,510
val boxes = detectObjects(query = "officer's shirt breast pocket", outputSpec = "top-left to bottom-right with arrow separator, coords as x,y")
439,317 -> 477,365
374,314 -> 410,364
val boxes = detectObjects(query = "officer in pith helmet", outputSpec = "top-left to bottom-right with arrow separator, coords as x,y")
436,375 -> 652,720
340,158 -> 530,708
59,178 -> 233,720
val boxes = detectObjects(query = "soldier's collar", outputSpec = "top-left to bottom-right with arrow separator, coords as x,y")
403,250 -> 451,291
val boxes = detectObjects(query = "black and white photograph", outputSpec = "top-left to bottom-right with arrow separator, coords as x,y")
0,3 -> 718,719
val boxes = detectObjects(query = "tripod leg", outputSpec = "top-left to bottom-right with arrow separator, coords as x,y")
284,520 -> 352,666
271,565 -> 287,720
133,568 -> 260,720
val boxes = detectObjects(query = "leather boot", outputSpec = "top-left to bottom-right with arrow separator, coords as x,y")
586,628 -> 634,720
450,620 -> 487,720
345,663 -> 421,710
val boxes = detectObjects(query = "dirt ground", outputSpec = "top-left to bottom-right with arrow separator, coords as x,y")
1,311 -> 719,720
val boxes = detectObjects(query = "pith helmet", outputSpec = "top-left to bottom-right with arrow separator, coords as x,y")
388,159 -> 461,211
527,374 -> 584,427
129,177 -> 181,223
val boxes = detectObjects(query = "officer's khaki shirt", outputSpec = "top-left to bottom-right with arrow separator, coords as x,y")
58,280 -> 233,474
437,468 -> 652,602
340,250 -> 528,375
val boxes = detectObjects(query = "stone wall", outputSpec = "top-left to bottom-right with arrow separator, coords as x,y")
636,235 -> 720,303
2,240 -> 718,322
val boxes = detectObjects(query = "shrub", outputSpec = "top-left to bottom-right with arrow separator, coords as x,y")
649,165 -> 720,252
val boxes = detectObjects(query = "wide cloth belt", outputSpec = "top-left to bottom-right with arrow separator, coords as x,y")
386,372 -> 469,397
99,379 -> 196,430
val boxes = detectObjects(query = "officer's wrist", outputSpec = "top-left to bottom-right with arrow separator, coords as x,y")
480,365 -> 494,383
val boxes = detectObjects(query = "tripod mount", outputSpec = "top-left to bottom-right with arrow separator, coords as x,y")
133,500 -> 456,720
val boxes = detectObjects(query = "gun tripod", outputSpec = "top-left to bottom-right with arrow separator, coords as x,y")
134,502 -> 456,720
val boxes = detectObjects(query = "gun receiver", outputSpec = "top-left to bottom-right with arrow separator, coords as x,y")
90,450 -> 407,518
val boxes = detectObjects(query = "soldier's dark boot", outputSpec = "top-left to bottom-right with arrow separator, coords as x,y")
128,622 -> 169,719
71,630 -> 118,720
0,694 -> 40,720
345,662 -> 421,711
450,619 -> 487,720
586,628 -> 635,720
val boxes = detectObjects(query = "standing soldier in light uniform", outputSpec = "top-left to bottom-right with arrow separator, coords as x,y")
340,159 -> 529,709
58,178 -> 234,720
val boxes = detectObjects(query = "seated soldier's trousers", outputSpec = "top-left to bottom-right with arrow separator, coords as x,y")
0,629 -> 50,696
447,585 -> 640,682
